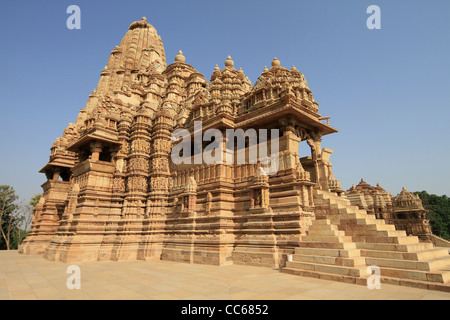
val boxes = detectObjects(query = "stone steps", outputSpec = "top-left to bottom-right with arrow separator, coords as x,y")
351,235 -> 420,245
344,229 -> 407,238
282,267 -> 368,285
365,255 -> 450,272
378,266 -> 450,284
361,248 -> 450,261
301,235 -> 353,243
292,253 -> 366,267
315,191 -> 351,204
336,207 -> 368,216
295,247 -> 362,258
284,190 -> 450,292
344,224 -> 397,232
308,222 -> 338,231
331,216 -> 387,226
282,218 -> 367,282
298,241 -> 357,250
354,218 -> 386,226
356,242 -> 435,252
379,276 -> 450,293
330,204 -> 366,215
307,229 -> 346,237
286,260 -> 367,277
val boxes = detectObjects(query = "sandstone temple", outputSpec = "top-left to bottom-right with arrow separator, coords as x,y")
20,18 -> 450,292
345,180 -> 433,242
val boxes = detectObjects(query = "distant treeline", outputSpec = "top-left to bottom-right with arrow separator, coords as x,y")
414,191 -> 450,240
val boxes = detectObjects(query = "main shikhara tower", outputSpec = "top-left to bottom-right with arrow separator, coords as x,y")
20,18 -> 450,292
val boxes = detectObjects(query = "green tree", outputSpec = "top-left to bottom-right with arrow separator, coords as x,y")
29,194 -> 42,208
0,185 -> 19,250
14,202 -> 34,248
0,187 -> 39,250
16,193 -> 42,246
414,191 -> 450,240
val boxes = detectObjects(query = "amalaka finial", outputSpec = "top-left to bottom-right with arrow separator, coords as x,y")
129,17 -> 151,30
225,56 -> 234,68
175,50 -> 186,63
291,65 -> 298,71
263,66 -> 269,72
271,57 -> 281,68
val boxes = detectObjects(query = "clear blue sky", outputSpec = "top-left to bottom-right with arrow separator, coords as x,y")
0,0 -> 449,203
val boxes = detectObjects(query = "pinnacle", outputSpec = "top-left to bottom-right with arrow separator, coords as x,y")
271,57 -> 281,67
175,50 -> 186,63
225,55 -> 234,68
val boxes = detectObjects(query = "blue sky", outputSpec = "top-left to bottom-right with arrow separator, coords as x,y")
0,0 -> 449,203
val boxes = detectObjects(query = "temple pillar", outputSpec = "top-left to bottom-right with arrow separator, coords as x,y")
52,169 -> 61,181
90,141 -> 103,161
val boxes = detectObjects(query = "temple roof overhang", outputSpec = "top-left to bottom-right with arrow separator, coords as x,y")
39,159 -> 74,173
66,129 -> 121,152
184,100 -> 338,137
236,101 -> 338,136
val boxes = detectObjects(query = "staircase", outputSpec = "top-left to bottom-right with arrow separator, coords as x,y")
283,219 -> 369,285
431,234 -> 450,250
282,190 -> 450,292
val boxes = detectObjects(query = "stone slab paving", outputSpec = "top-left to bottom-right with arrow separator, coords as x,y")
0,251 -> 449,300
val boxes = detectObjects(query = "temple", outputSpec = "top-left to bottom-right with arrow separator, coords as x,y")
20,18 -> 450,292
346,180 -> 433,242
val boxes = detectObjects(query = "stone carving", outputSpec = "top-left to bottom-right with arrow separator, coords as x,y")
116,159 -> 125,173
130,158 -> 149,172
206,192 -> 212,213
113,177 -> 126,192
151,176 -> 168,191
131,140 -> 150,153
152,158 -> 168,172
128,176 -> 147,192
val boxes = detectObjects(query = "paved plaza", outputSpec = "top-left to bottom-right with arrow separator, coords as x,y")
0,251 -> 449,300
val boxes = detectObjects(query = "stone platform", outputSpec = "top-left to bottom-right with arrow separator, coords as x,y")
0,251 -> 449,300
